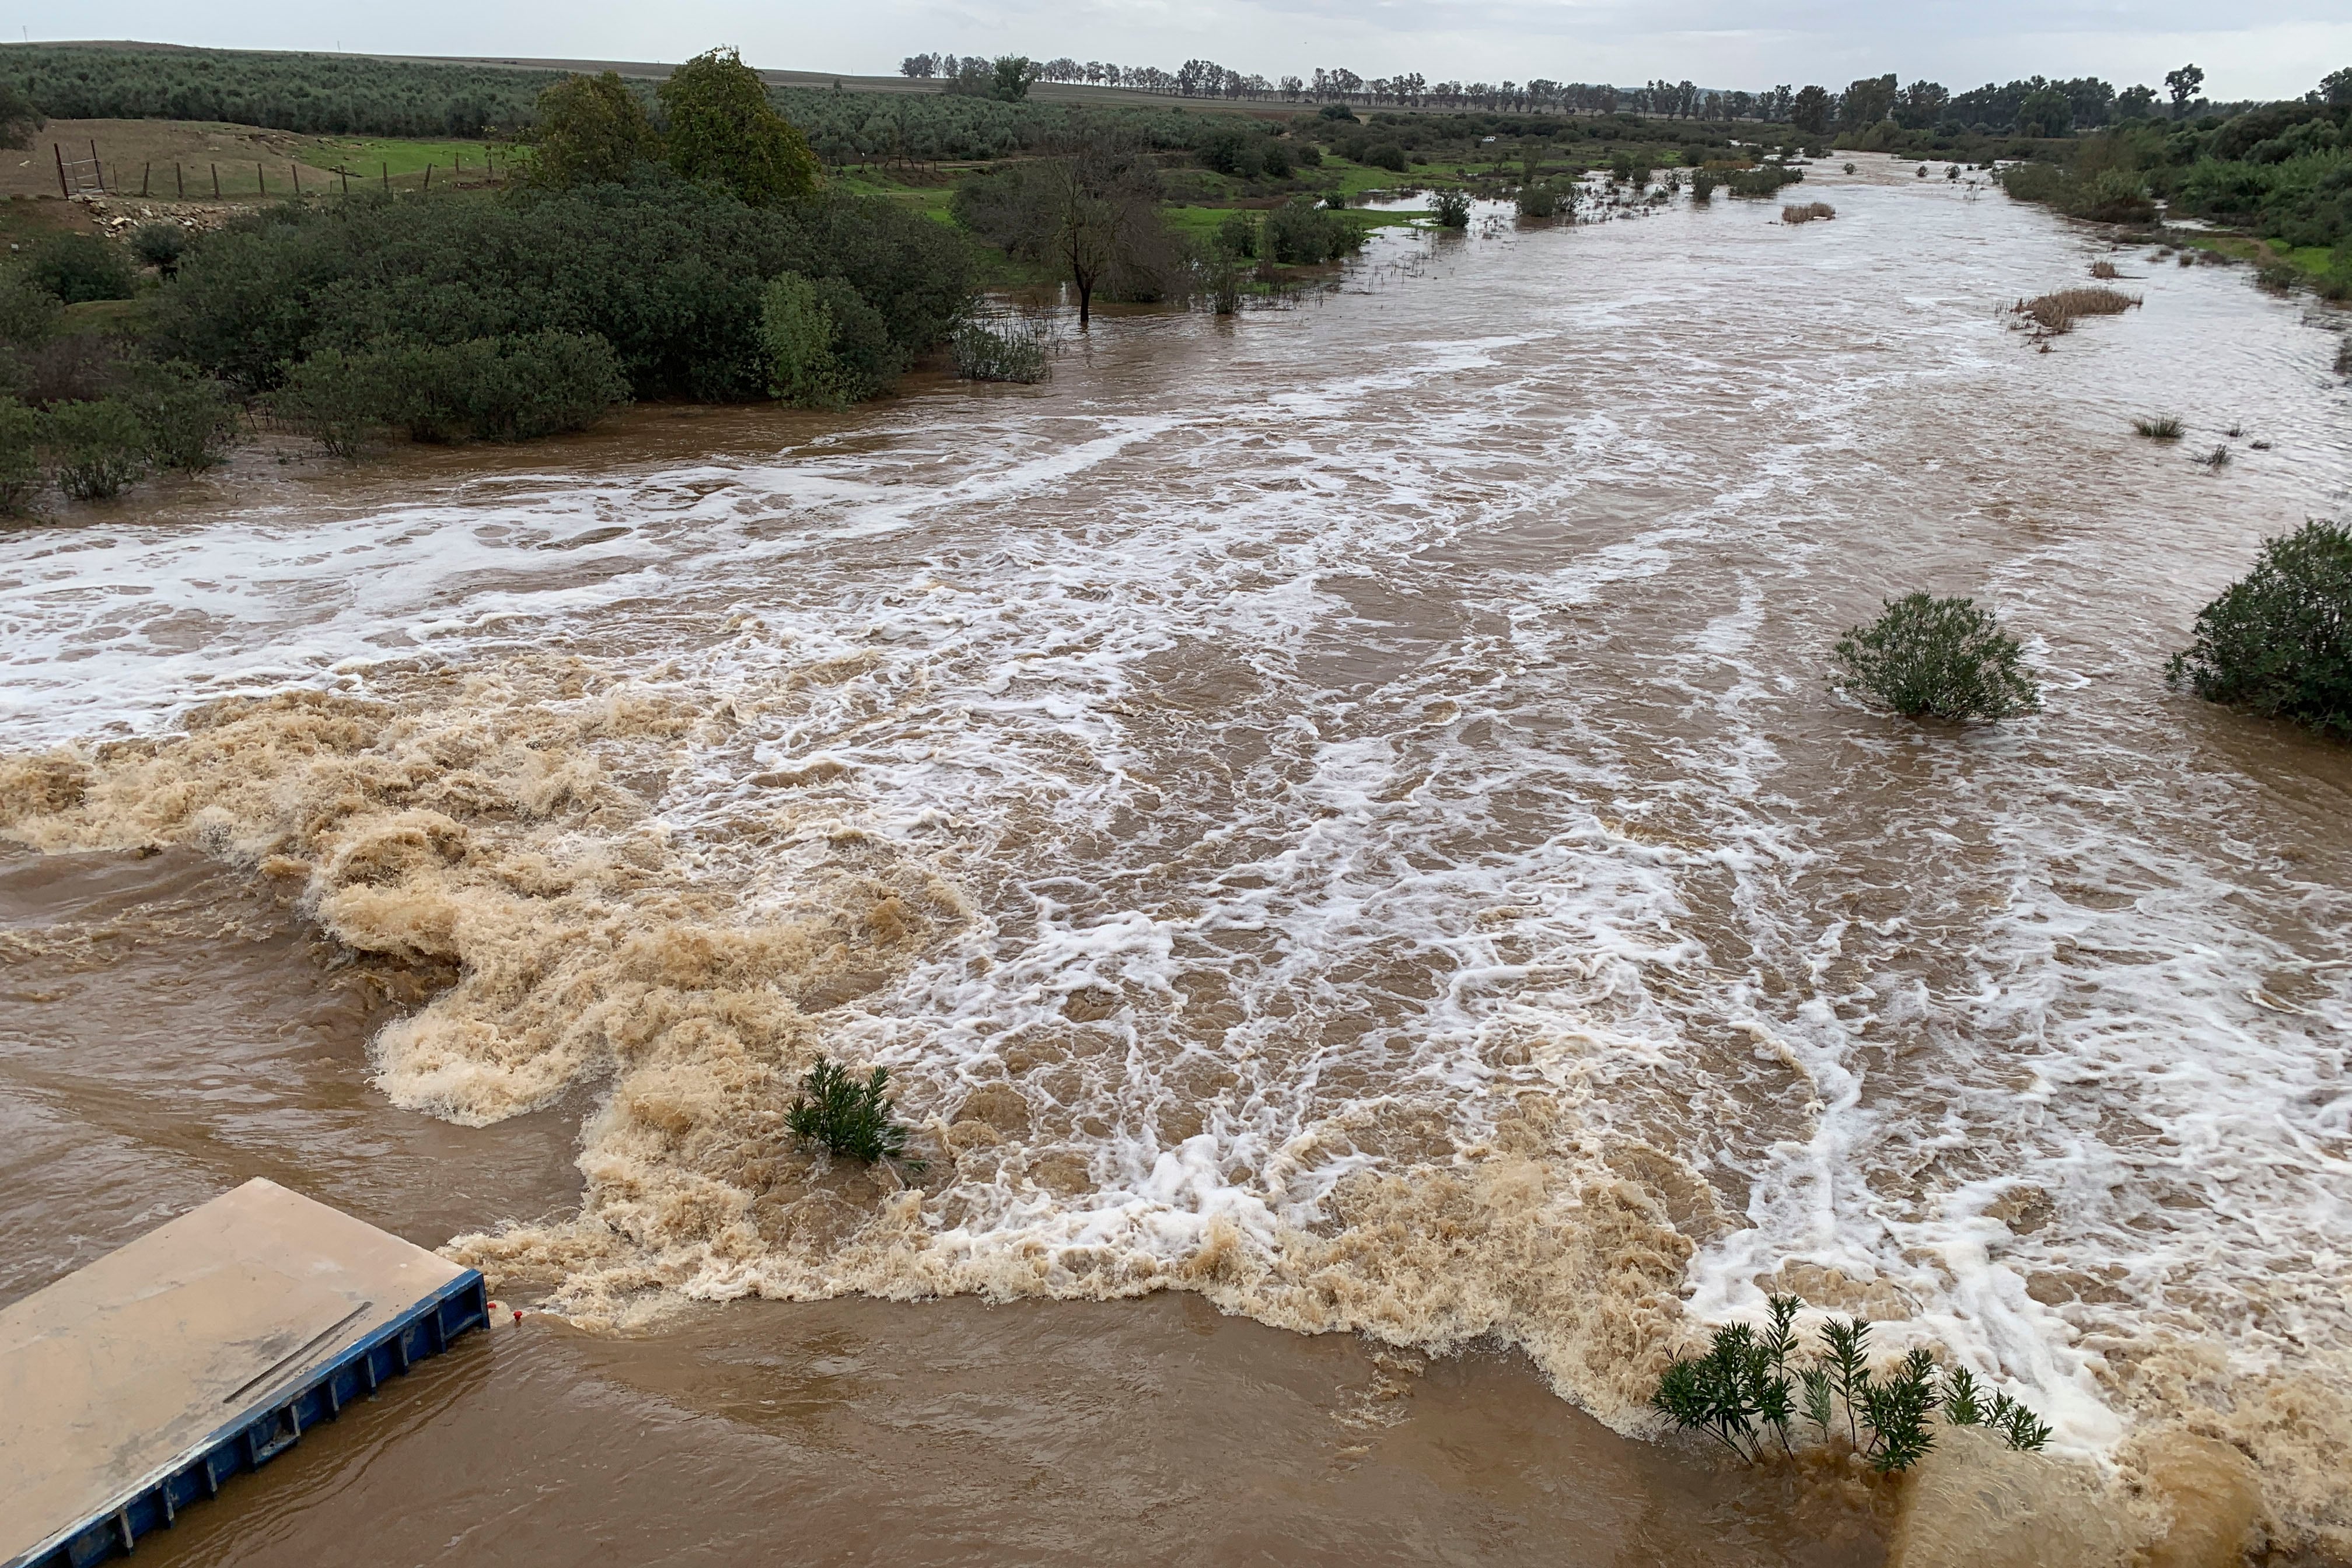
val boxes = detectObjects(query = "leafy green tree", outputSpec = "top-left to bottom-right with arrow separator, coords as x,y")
1790,85 -> 1832,135
658,47 -> 820,206
991,55 -> 1037,103
0,80 -> 44,150
2165,64 -> 2205,118
1840,74 -> 1896,131
529,71 -> 661,189
2167,519 -> 2352,739
130,223 -> 188,278
950,125 -> 1168,328
121,360 -> 238,471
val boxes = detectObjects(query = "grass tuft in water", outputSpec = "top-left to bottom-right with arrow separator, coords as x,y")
2089,259 -> 2120,279
2132,414 -> 2185,440
1830,593 -> 2041,721
2196,444 -> 2232,470
788,1059 -> 921,1166
2014,286 -> 2140,334
2166,519 -> 2352,740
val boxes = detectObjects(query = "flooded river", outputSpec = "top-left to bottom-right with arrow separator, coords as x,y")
5,156 -> 2350,1563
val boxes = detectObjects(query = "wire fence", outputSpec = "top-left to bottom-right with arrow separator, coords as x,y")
55,144 -> 516,201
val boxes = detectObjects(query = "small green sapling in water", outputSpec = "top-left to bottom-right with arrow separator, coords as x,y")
788,1058 -> 921,1167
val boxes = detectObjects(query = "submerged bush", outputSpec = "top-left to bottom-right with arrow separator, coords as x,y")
1430,187 -> 1472,228
1652,1297 -> 2052,1474
1783,201 -> 1836,223
2132,414 -> 2185,439
1830,593 -> 2042,720
1725,164 -> 1803,198
2014,286 -> 2140,334
26,234 -> 134,304
2166,519 -> 2352,739
788,1059 -> 918,1166
375,332 -> 629,442
1214,208 -> 1259,258
950,318 -> 1050,382
40,398 -> 148,499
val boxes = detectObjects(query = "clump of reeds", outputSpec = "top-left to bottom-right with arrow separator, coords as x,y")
1782,201 -> 1837,224
2014,286 -> 2141,334
2089,260 -> 2120,279
2131,414 -> 2184,440
2196,444 -> 2232,470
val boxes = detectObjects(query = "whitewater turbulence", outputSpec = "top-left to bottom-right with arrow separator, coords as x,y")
4,167 -> 2349,1555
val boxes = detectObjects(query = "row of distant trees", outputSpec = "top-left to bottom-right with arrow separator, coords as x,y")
897,51 -> 2238,136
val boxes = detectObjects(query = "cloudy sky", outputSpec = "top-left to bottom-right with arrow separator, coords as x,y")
37,0 -> 2350,102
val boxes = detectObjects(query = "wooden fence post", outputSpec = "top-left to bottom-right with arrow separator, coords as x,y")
55,143 -> 67,197
291,162 -> 300,195
141,163 -> 150,197
422,163 -> 432,193
382,162 -> 389,192
257,163 -> 265,196
176,163 -> 184,198
89,139 -> 104,192
212,163 -> 221,198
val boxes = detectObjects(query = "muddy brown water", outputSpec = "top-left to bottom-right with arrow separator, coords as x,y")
4,156 -> 2350,1562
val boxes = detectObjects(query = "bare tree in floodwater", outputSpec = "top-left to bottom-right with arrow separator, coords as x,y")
950,123 -> 1169,328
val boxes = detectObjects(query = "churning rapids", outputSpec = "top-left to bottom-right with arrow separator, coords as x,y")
5,158 -> 2350,1562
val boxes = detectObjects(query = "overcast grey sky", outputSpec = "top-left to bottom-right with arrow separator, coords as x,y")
26,0 -> 2348,102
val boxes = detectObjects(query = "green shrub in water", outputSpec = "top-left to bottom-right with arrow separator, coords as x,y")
788,1059 -> 918,1166
1515,181 -> 1561,218
124,360 -> 239,471
1430,187 -> 1472,228
950,318 -> 1050,382
40,397 -> 148,499
759,271 -> 899,408
2166,519 -> 2352,740
1263,197 -> 1365,265
1830,592 -> 2042,720
371,331 -> 630,442
1652,1296 -> 2052,1473
271,348 -> 383,458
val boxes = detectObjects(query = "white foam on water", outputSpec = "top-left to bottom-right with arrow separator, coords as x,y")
5,165 -> 2350,1541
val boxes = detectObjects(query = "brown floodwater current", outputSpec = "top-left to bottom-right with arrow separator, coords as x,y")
4,157 -> 2350,1564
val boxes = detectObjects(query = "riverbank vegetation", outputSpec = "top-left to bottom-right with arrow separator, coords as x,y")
789,1060 -> 921,1167
1995,68 -> 2352,298
1830,594 -> 2042,721
2168,520 -> 2352,740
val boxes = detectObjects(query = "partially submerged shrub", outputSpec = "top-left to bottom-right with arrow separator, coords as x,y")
788,1059 -> 918,1166
0,395 -> 40,512
2088,259 -> 2120,279
26,234 -> 134,304
372,332 -> 629,442
2255,259 -> 2299,295
123,360 -> 239,471
1429,187 -> 1472,228
40,397 -> 148,499
2166,519 -> 2352,740
1830,592 -> 2042,720
2014,286 -> 2140,334
1725,164 -> 1803,198
950,318 -> 1050,382
271,348 -> 382,458
760,270 -> 899,408
1783,201 -> 1836,223
2196,443 -> 2232,470
1687,169 -> 1717,203
1652,1297 -> 2052,1474
1214,209 -> 1259,258
2131,414 -> 2184,440
1264,197 -> 1365,265
1514,181 -> 1561,218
